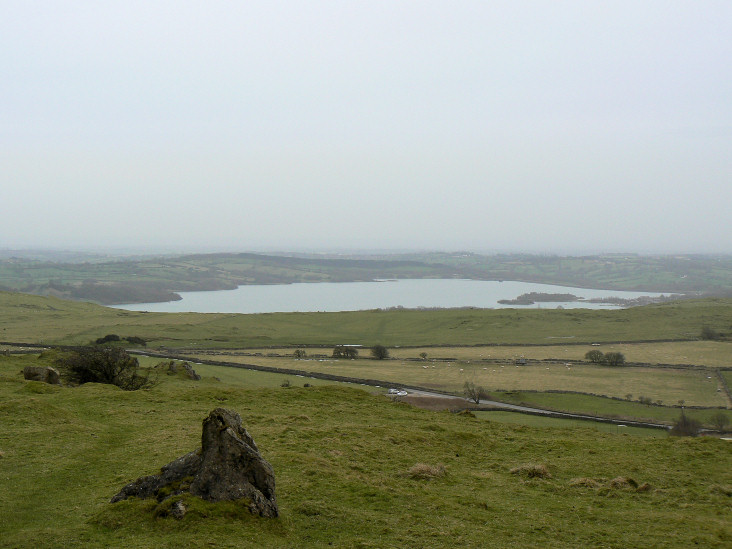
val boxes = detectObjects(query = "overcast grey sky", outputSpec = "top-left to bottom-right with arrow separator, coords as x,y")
2,1 -> 731,254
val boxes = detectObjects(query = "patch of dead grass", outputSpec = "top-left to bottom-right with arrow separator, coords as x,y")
510,463 -> 551,479
406,463 -> 447,480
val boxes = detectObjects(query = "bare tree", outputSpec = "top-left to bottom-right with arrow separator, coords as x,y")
463,381 -> 489,404
670,411 -> 702,437
710,411 -> 730,432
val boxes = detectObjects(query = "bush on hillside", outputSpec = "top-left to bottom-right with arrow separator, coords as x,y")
370,345 -> 389,360
700,326 -> 722,340
332,346 -> 358,359
94,334 -> 146,346
57,346 -> 156,391
604,352 -> 626,366
584,350 -> 605,363
95,334 -> 121,345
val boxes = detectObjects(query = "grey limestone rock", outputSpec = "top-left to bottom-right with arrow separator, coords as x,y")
111,408 -> 278,518
180,362 -> 201,380
161,360 -> 201,380
23,365 -> 62,385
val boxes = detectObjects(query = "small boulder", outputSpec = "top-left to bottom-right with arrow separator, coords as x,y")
169,499 -> 187,519
23,366 -> 62,385
111,408 -> 278,518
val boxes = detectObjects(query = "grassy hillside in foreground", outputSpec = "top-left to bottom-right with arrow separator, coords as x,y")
1,354 -> 730,548
1,291 -> 732,348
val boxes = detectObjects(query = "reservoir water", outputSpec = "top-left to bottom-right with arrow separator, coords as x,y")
113,279 -> 667,314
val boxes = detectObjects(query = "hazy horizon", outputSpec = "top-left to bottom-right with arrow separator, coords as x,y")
3,2 -> 731,254
1,244 -> 729,261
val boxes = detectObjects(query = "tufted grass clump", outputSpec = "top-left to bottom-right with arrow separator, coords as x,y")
710,484 -> 732,497
569,477 -> 602,489
570,476 -> 653,493
510,463 -> 551,479
406,463 -> 447,480
609,476 -> 638,489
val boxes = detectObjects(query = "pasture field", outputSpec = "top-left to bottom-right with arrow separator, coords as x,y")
721,369 -> 732,387
180,353 -> 728,409
473,411 -> 665,437
3,291 -> 730,425
1,353 -> 730,548
491,391 -> 732,427
135,355 -> 377,392
138,357 -> 700,433
207,340 -> 732,367
386,341 -> 732,367
2,291 -> 732,348
144,356 -> 732,428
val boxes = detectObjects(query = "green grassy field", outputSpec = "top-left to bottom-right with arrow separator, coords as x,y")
491,391 -> 732,426
473,411 -> 666,437
1,353 -> 730,548
2,291 -> 732,348
388,341 -> 732,367
181,353 -> 728,409
195,340 -> 732,367
146,355 -> 732,430
136,355 -> 377,392
146,357 -> 689,433
721,370 -> 732,388
3,291 -> 730,424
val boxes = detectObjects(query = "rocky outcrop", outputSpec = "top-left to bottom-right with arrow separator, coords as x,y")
111,408 -> 277,518
159,360 -> 201,380
180,362 -> 201,380
23,366 -> 61,385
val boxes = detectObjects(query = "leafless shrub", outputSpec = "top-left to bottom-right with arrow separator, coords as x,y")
710,411 -> 730,433
670,411 -> 702,437
463,381 -> 489,404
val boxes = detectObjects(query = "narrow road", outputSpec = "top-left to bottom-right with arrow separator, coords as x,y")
403,389 -> 670,430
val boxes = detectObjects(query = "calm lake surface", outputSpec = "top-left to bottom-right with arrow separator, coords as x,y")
114,279 -> 666,314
